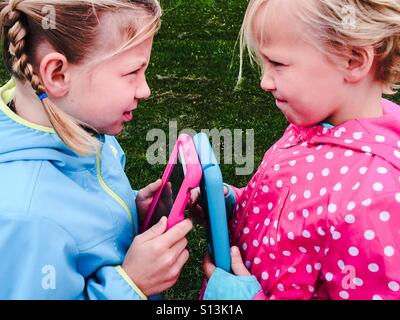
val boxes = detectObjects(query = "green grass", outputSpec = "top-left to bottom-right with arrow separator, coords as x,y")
112,0 -> 400,299
1,0 -> 399,300
119,1 -> 287,299
119,0 -> 284,299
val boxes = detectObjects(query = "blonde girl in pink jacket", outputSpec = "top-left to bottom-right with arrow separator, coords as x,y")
202,0 -> 400,300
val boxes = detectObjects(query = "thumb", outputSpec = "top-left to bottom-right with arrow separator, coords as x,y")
203,253 -> 216,279
139,216 -> 167,242
230,246 -> 251,276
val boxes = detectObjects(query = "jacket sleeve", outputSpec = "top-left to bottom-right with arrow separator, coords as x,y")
86,265 -> 147,300
203,268 -> 267,300
0,214 -> 146,300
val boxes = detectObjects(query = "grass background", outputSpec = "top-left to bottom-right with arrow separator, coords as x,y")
120,0 -> 289,299
1,0 -> 399,300
119,0 -> 289,299
122,0 -> 399,299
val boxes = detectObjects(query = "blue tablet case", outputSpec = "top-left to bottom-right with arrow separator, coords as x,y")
193,133 -> 231,272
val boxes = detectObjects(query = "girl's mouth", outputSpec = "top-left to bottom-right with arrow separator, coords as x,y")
123,111 -> 132,121
275,98 -> 287,106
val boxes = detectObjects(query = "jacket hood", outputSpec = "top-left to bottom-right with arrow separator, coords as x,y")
0,79 -> 97,171
288,98 -> 400,171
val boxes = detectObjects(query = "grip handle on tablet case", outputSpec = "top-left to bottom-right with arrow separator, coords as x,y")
142,134 -> 202,233
193,133 -> 231,273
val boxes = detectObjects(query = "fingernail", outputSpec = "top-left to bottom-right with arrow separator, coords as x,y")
231,246 -> 238,255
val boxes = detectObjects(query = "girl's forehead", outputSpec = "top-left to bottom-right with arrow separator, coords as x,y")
88,12 -> 153,63
252,0 -> 304,48
95,13 -> 138,54
94,36 -> 153,72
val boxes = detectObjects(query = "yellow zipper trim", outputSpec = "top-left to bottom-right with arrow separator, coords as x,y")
96,151 -> 134,233
115,266 -> 147,300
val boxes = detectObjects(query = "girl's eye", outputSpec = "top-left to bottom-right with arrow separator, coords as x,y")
262,55 -> 286,67
125,70 -> 139,76
269,60 -> 285,67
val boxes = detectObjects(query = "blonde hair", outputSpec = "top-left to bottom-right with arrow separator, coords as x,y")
0,0 -> 161,155
239,0 -> 400,95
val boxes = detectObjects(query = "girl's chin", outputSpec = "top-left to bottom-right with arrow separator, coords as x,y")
97,123 -> 124,136
283,114 -> 307,126
282,109 -> 321,127
282,112 -> 296,125
287,117 -> 320,127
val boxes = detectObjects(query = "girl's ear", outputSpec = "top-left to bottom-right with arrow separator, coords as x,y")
343,46 -> 375,84
39,52 -> 70,97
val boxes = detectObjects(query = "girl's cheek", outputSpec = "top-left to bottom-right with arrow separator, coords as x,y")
278,73 -> 297,93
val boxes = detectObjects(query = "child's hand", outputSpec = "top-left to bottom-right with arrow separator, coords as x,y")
187,187 -> 206,226
122,216 -> 193,296
203,246 -> 250,279
136,179 -> 162,226
187,186 -> 229,226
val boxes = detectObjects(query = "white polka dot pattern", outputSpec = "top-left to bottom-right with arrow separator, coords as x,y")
228,109 -> 400,300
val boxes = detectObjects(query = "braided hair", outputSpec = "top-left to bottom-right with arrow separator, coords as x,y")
0,0 -> 161,155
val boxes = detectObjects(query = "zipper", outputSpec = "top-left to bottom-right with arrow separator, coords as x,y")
96,151 -> 134,234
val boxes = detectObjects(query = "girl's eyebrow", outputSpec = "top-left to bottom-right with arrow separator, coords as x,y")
258,47 -> 273,58
135,61 -> 148,69
259,46 -> 287,62
123,59 -> 148,69
259,51 -> 276,61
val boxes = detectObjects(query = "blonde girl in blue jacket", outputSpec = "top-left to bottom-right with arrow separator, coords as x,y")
0,0 -> 192,299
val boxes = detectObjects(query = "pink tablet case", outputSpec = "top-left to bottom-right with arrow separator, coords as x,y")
141,134 -> 202,232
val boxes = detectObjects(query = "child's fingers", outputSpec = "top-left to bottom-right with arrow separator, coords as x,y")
170,248 -> 190,280
187,188 -> 207,226
141,179 -> 162,198
160,218 -> 193,248
230,246 -> 251,276
137,216 -> 167,243
162,249 -> 190,289
169,237 -> 189,262
162,182 -> 172,199
203,253 -> 216,279
189,187 -> 200,206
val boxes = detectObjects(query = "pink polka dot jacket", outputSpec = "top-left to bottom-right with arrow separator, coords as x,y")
204,99 -> 400,300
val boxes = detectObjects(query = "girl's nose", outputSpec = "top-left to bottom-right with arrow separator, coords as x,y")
136,78 -> 151,100
260,72 -> 276,92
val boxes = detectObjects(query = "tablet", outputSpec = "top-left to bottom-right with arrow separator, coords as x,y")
193,133 -> 231,272
141,134 -> 202,232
